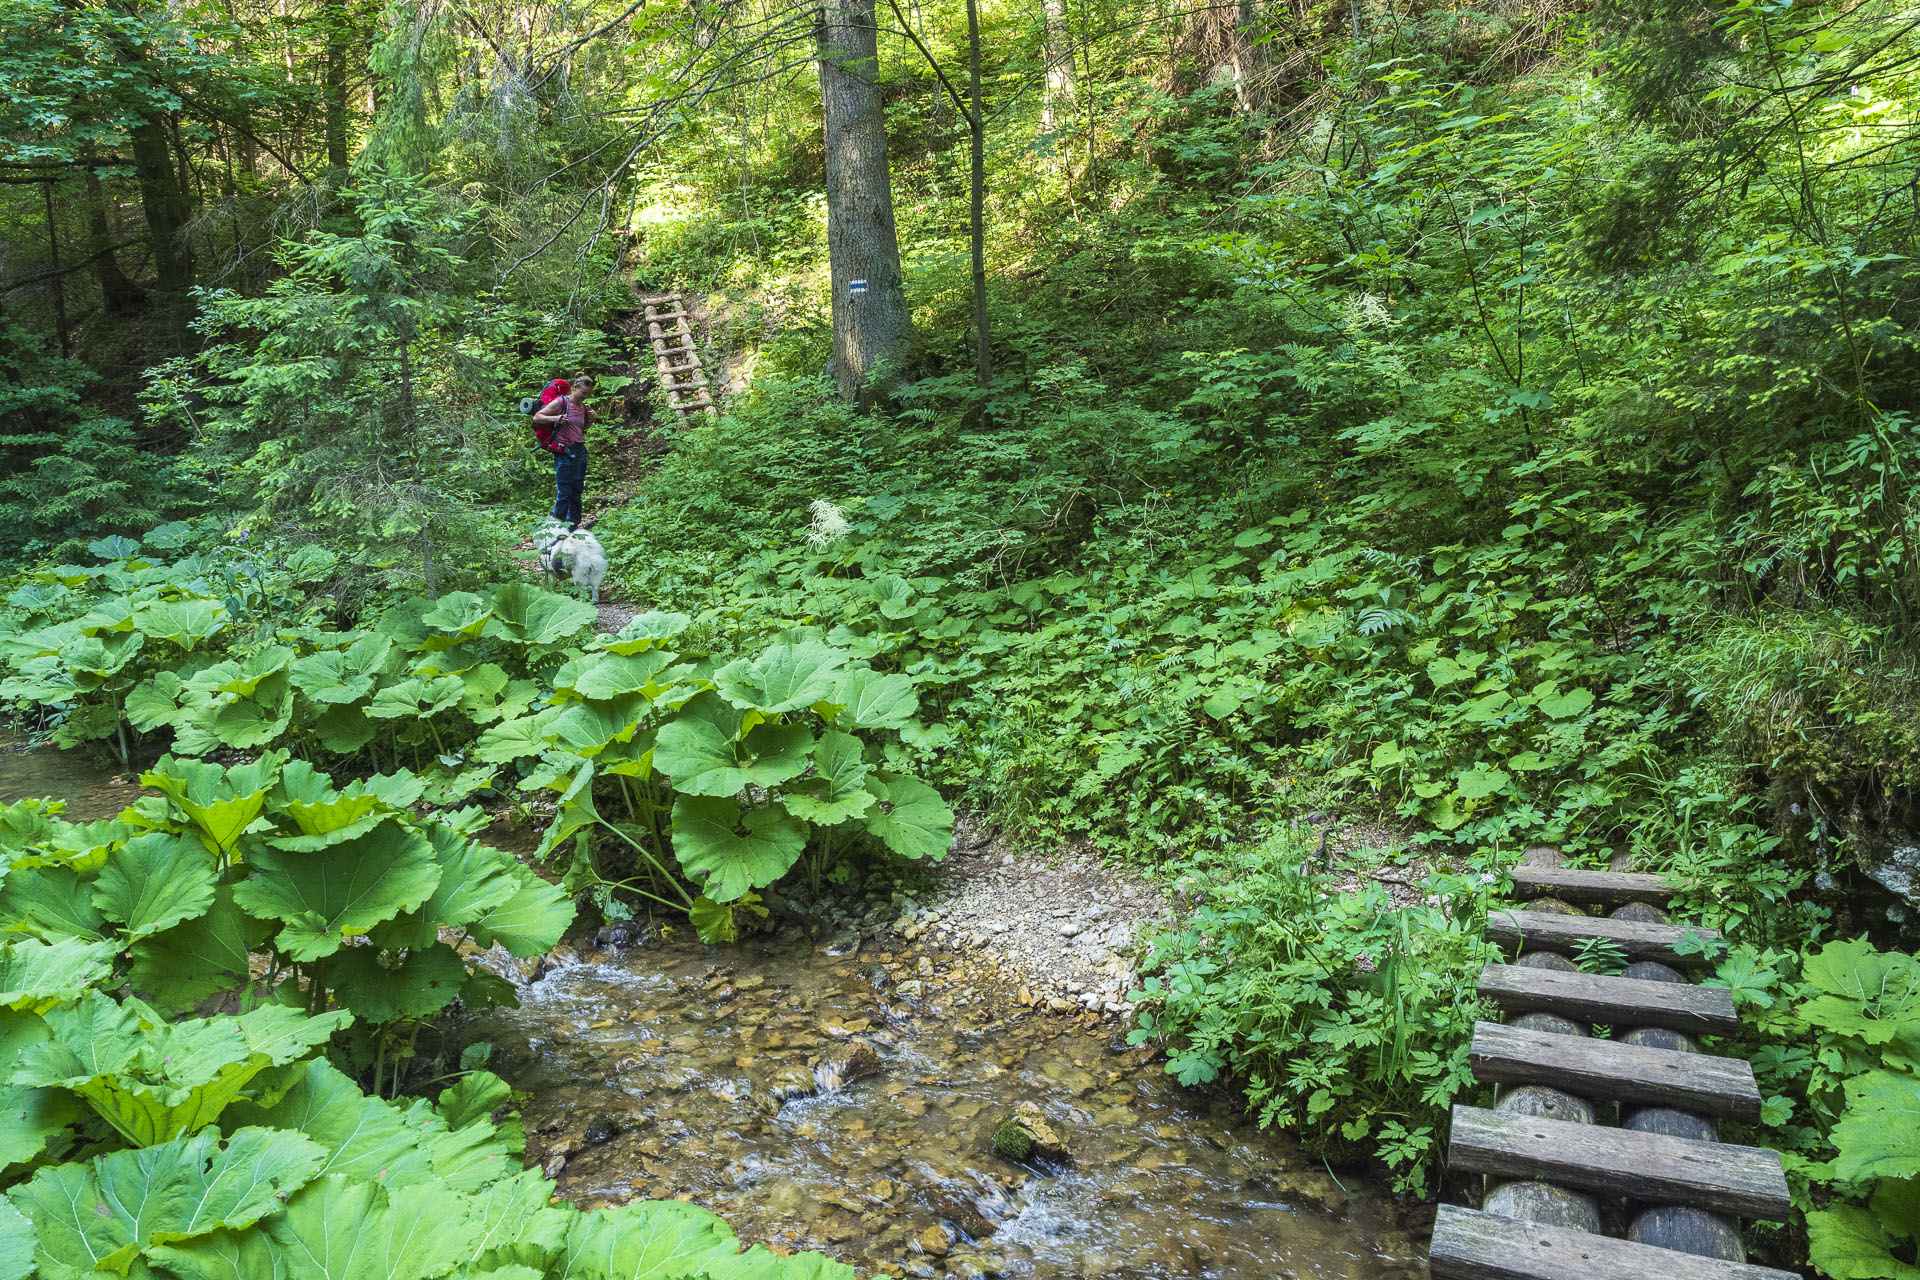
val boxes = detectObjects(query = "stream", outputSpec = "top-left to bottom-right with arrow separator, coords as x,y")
1,738 -> 1428,1279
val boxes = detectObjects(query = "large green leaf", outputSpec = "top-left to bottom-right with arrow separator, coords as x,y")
134,598 -> 230,651
184,646 -> 295,699
128,671 -> 189,730
1801,938 -> 1920,1044
6,1125 -> 327,1280
366,675 -> 465,721
0,1197 -> 32,1280
321,942 -> 467,1023
780,731 -> 874,826
416,830 -> 521,930
598,611 -> 691,655
824,667 -> 918,730
670,797 -> 806,903
562,652 -> 675,703
0,936 -> 115,1011
0,865 -> 107,941
861,773 -> 953,861
472,710 -> 563,764
485,584 -> 598,648
0,1014 -> 78,1172
422,591 -> 496,639
290,650 -> 378,706
714,642 -> 847,713
143,754 -> 282,858
309,703 -> 380,755
1833,1070 -> 1920,1184
1807,1204 -> 1920,1280
655,718 -> 812,798
557,1199 -> 740,1280
465,868 -> 574,958
256,1174 -> 477,1280
232,822 -> 441,961
224,1060 -> 437,1187
92,831 -> 218,943
129,887 -> 257,1011
16,994 -> 352,1145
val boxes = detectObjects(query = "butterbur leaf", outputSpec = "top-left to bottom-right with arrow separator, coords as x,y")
416,829 -> 520,929
257,1174 -> 477,1280
134,597 -> 229,651
1832,1071 -> 1920,1184
1807,1204 -> 1920,1280
862,773 -> 953,862
321,942 -> 466,1023
781,731 -> 874,826
366,675 -> 464,720
465,868 -> 574,957
0,1015 -> 78,1172
0,865 -> 107,941
17,994 -> 352,1145
6,1125 -> 326,1280
224,1060 -> 436,1186
655,716 -> 812,798
1801,938 -> 1920,1043
289,650 -> 377,705
436,1071 -> 511,1131
309,703 -> 379,754
473,710 -> 562,763
825,667 -> 918,729
671,796 -> 806,902
0,1198 -> 30,1280
130,887 -> 256,1011
91,831 -> 217,942
184,646 -> 294,698
568,651 -> 675,702
689,894 -> 738,944
422,590 -> 495,639
559,1198 -> 741,1280
143,753 -> 281,857
232,821 -> 441,961
127,671 -> 189,730
599,610 -> 691,654
485,583 -> 598,648
0,936 -> 113,1010
715,642 -> 847,713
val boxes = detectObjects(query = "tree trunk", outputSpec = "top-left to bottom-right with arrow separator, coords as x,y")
41,182 -> 70,358
81,168 -> 146,314
967,0 -> 990,391
1040,0 -> 1072,136
324,0 -> 351,168
815,0 -> 913,406
129,112 -> 195,335
397,337 -> 439,599
1231,0 -> 1263,112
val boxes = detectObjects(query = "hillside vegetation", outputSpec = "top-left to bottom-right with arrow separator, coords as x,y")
4,0 -> 1920,1274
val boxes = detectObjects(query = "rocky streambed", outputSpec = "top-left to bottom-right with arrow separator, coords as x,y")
469,924 -> 1427,1280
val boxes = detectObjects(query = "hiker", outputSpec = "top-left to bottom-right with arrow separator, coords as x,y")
533,376 -> 594,530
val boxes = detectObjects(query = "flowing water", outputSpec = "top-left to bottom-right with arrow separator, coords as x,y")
0,739 -> 1427,1278
471,930 -> 1427,1279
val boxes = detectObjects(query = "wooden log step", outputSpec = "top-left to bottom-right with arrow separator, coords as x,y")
1429,1205 -> 1798,1280
1510,866 -> 1678,907
668,394 -> 714,411
1487,910 -> 1720,969
662,367 -> 708,385
1448,1105 -> 1789,1218
1469,1021 -> 1761,1121
1477,964 -> 1738,1034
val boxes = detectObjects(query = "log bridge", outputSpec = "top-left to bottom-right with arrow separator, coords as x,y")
642,294 -> 717,425
1429,852 -> 1799,1280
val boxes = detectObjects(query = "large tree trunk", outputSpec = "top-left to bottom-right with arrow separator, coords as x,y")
1231,0 -> 1263,112
128,112 -> 195,333
815,0 -> 913,406
81,168 -> 146,314
967,0 -> 990,391
1040,0 -> 1072,136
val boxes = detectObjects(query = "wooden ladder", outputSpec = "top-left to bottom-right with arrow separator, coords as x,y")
642,294 -> 717,424
1429,855 -> 1799,1280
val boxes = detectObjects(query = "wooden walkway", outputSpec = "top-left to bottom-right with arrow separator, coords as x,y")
1429,851 -> 1798,1280
641,294 -> 717,425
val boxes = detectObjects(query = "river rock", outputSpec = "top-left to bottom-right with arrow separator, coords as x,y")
816,1040 -> 883,1092
583,1114 -> 621,1145
916,1224 -> 951,1256
993,1100 -> 1069,1165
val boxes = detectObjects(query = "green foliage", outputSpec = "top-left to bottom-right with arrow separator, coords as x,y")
0,773 -> 854,1280
1124,831 -> 1496,1195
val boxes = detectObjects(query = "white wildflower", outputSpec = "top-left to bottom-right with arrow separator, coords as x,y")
1342,291 -> 1396,330
805,499 -> 850,547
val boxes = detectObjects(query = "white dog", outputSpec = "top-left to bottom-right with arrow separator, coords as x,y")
536,524 -> 608,603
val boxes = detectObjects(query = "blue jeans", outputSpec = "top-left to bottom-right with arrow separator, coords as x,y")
552,444 -> 587,527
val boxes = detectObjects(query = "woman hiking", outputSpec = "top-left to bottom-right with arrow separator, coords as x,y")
532,376 -> 594,530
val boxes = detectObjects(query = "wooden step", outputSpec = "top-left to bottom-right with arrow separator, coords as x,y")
1487,910 -> 1720,969
1448,1106 -> 1789,1218
1468,1021 -> 1761,1121
1477,964 -> 1738,1035
1510,866 -> 1678,907
662,368 -> 709,385
1429,1205 -> 1798,1280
